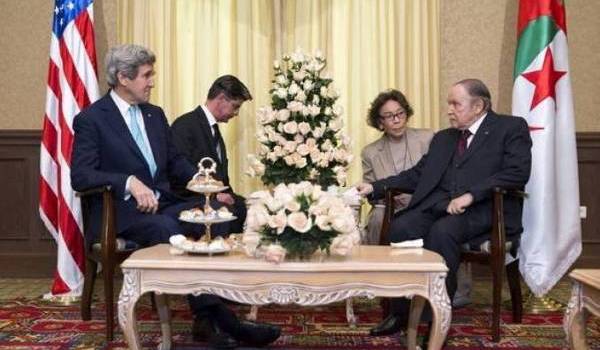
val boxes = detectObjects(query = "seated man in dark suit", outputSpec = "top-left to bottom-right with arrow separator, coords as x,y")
171,75 -> 251,235
357,79 -> 532,336
71,44 -> 279,349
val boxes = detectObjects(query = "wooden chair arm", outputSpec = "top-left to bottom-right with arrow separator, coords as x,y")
489,187 -> 527,262
77,185 -> 117,256
379,187 -> 412,245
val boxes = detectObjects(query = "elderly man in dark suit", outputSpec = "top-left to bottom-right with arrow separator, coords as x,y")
171,75 -> 251,235
71,44 -> 279,349
357,79 -> 532,336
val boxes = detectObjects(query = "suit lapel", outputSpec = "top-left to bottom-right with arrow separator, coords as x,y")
195,107 -> 220,162
375,137 -> 396,176
100,95 -> 147,165
457,112 -> 497,166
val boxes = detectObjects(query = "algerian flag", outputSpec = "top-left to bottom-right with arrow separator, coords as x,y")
512,0 -> 581,297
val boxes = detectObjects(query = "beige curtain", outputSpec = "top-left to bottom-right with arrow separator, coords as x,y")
117,0 -> 440,195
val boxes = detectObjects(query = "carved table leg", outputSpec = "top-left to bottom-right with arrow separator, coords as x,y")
407,295 -> 426,350
118,269 -> 143,350
564,282 -> 588,350
427,273 -> 452,350
155,293 -> 172,350
346,298 -> 357,328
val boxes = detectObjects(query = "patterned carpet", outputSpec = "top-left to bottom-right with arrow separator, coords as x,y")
0,279 -> 599,349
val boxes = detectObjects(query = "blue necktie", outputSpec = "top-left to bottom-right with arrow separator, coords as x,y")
128,105 -> 157,176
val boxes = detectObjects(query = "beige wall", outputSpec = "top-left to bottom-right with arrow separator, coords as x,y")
440,0 -> 600,131
0,0 -> 117,130
1,0 -> 599,131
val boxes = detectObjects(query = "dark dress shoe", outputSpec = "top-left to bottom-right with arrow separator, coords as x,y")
236,320 -> 281,347
369,314 -> 407,336
192,317 -> 238,349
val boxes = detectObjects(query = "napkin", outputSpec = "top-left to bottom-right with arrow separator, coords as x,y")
390,239 -> 423,248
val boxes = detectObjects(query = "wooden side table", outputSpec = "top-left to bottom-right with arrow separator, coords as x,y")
564,269 -> 600,349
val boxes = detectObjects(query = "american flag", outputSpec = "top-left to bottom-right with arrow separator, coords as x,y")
39,0 -> 99,297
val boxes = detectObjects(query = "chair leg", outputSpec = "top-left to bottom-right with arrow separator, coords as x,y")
81,257 -> 97,321
506,260 -> 523,323
103,262 -> 115,341
380,298 -> 390,318
491,256 -> 503,342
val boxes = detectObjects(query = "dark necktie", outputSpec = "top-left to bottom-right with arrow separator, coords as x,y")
212,123 -> 223,161
457,129 -> 472,156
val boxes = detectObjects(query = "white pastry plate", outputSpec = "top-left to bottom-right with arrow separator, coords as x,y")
178,215 -> 237,225
186,184 -> 229,193
169,235 -> 231,255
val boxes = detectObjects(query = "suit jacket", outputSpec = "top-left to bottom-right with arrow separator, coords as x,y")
361,128 -> 434,243
71,93 -> 196,242
371,111 -> 532,236
171,106 -> 232,190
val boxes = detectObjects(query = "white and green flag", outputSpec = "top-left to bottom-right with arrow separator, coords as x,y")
512,0 -> 581,296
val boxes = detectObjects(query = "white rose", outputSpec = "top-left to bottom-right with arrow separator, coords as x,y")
320,86 -> 328,97
312,95 -> 320,105
247,205 -> 269,230
303,80 -> 314,91
242,231 -> 261,256
314,49 -> 324,60
267,151 -> 278,162
275,88 -> 288,99
268,210 -> 287,234
321,139 -> 333,151
312,126 -> 324,139
329,117 -> 343,131
298,122 -> 311,135
295,90 -> 307,102
309,105 -> 320,117
330,233 -> 355,256
308,168 -> 319,180
301,106 -> 310,117
287,101 -> 303,112
256,131 -> 268,143
264,196 -> 283,212
315,215 -> 331,231
328,86 -> 339,99
273,145 -> 284,157
334,148 -> 347,162
291,50 -> 305,63
264,244 -> 287,264
283,140 -> 296,154
332,105 -> 343,116
331,213 -> 354,233
310,150 -> 322,163
288,83 -> 300,96
285,199 -> 301,212
295,157 -> 307,168
273,60 -> 281,69
296,143 -> 310,156
336,170 -> 347,186
275,74 -> 286,85
305,137 -> 317,150
287,212 -> 312,233
324,106 -> 332,116
283,121 -> 298,134
284,155 -> 295,166
276,109 -> 290,121
293,70 -> 306,81
273,184 -> 294,203
294,134 -> 304,144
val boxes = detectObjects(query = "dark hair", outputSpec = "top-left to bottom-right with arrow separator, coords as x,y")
207,75 -> 253,101
454,78 -> 492,111
366,89 -> 414,130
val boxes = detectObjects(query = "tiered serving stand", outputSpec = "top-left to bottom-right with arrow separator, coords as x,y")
175,157 -> 237,255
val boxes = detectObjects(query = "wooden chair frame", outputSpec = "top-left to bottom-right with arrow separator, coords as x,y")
379,187 -> 524,342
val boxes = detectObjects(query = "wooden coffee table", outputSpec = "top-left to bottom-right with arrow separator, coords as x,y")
564,269 -> 600,349
118,244 -> 451,350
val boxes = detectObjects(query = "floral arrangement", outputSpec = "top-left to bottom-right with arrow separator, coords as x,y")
243,181 -> 360,263
246,49 -> 353,188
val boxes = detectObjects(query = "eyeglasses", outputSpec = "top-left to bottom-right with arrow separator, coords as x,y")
380,110 -> 407,122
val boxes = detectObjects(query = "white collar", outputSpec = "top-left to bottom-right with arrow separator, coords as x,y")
201,105 -> 218,127
467,112 -> 487,136
110,89 -> 135,116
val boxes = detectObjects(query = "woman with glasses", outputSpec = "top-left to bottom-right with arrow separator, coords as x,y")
361,89 -> 434,244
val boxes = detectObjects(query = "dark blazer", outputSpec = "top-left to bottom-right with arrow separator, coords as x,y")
171,106 -> 231,189
71,93 -> 196,242
371,111 -> 532,236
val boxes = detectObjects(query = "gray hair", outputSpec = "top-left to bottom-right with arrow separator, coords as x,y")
454,78 -> 492,112
105,44 -> 156,88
